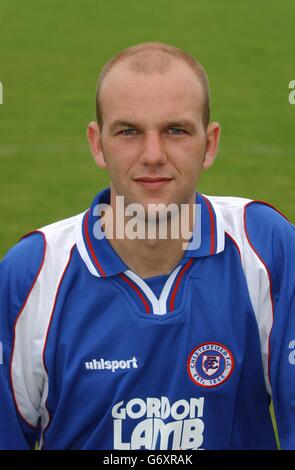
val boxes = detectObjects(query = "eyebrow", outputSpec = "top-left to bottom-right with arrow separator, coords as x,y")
109,119 -> 197,133
109,120 -> 137,133
165,120 -> 197,132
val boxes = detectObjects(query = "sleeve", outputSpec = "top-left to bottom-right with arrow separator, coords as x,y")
0,232 -> 46,449
245,202 -> 295,450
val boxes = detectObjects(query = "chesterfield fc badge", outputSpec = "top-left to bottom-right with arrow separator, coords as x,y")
188,343 -> 234,388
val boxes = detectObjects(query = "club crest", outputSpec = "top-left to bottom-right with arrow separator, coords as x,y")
202,355 -> 221,376
187,343 -> 234,388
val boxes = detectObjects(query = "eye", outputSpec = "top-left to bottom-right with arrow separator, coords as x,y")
168,128 -> 186,135
119,128 -> 137,135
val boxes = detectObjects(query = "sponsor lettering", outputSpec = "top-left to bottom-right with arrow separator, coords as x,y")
112,396 -> 205,450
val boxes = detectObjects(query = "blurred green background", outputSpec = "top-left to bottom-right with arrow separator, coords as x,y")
0,0 -> 294,258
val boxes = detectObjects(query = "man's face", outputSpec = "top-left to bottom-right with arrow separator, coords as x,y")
89,61 -> 219,211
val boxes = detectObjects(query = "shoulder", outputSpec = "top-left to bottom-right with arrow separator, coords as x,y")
0,231 -> 46,289
39,211 -> 84,244
1,211 -> 83,271
0,212 -> 84,315
206,194 -> 295,289
243,201 -> 295,290
206,194 -> 293,235
0,232 -> 46,328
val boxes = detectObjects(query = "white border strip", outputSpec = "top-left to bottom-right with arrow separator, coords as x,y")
75,211 -> 100,277
125,265 -> 182,315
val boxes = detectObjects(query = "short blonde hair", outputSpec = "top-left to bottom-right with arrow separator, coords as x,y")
96,42 -> 210,128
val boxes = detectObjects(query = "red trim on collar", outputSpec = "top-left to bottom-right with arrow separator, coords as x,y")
119,273 -> 151,313
201,195 -> 216,255
169,258 -> 193,311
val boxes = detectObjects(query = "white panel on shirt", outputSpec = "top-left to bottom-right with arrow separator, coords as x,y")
11,213 -> 80,431
206,195 -> 273,396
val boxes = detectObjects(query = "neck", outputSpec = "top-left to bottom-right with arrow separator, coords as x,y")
102,194 -> 196,278
111,236 -> 185,278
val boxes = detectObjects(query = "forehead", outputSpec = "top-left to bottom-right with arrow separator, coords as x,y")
99,61 -> 204,124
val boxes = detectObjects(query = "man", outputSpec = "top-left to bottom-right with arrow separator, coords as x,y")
0,42 -> 294,450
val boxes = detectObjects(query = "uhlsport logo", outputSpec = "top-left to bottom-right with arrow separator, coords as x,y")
85,357 -> 138,372
187,343 -> 234,388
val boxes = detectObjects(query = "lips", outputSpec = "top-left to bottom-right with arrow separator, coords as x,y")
133,176 -> 173,189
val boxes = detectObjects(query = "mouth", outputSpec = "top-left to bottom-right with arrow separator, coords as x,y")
133,176 -> 173,190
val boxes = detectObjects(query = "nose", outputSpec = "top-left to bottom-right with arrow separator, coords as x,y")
139,131 -> 167,166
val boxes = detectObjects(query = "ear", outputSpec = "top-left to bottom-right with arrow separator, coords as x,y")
202,122 -> 221,170
87,121 -> 107,169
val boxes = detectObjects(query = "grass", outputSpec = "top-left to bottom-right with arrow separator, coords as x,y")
0,0 -> 294,257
